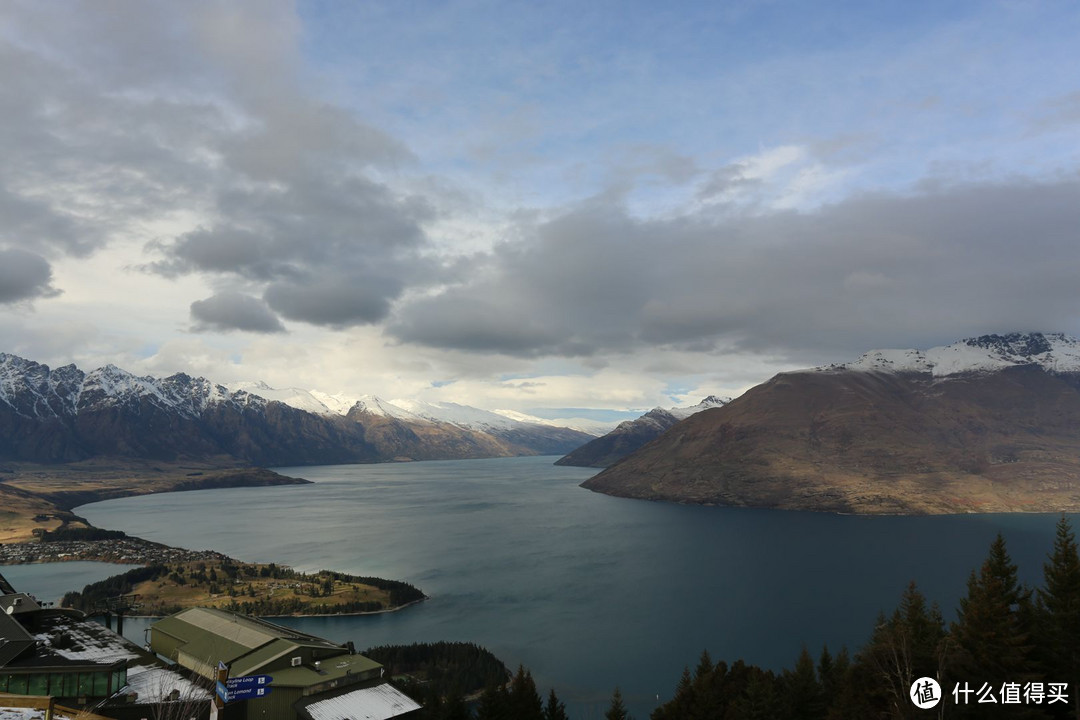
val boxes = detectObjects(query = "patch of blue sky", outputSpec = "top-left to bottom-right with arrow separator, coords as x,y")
662,381 -> 698,402
297,0 -> 1080,209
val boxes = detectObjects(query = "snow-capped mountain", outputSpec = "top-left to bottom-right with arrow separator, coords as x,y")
0,354 -> 594,464
223,384 -> 598,456
0,353 -> 368,465
227,381 -> 330,415
584,332 -> 1080,515
820,332 -> 1080,376
383,399 -> 596,455
308,390 -> 358,416
349,395 -> 429,423
0,354 -> 263,421
492,409 -> 617,436
388,399 -> 520,431
555,395 -> 729,468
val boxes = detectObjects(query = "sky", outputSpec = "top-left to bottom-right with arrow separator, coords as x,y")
2,0 -> 1080,420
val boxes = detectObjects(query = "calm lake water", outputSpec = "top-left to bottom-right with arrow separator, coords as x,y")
51,456 -> 1076,718
0,561 -> 132,605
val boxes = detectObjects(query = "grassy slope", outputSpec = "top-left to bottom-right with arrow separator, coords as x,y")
0,459 -> 308,541
128,562 -> 397,615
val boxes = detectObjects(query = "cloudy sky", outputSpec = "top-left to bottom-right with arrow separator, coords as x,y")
2,0 -> 1079,421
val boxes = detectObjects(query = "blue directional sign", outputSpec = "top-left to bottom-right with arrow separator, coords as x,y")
216,681 -> 228,702
226,675 -> 273,690
228,686 -> 272,701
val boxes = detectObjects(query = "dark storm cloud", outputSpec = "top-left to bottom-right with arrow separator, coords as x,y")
390,177 -> 1080,359
263,274 -> 403,328
146,173 -> 434,322
139,103 -> 432,329
190,292 -> 285,334
0,249 -> 61,304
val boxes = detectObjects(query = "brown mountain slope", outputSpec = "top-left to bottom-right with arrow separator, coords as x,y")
581,365 -> 1080,514
343,408 -> 517,461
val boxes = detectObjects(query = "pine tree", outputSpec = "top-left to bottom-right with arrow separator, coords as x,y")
605,686 -> 631,720
440,693 -> 469,720
736,668 -> 782,720
818,646 -> 834,696
475,681 -> 509,720
508,665 -> 543,720
543,688 -> 569,720
951,534 -> 1034,683
1037,515 -> 1080,719
782,646 -> 825,720
826,653 -> 876,720
948,534 -> 1040,720
693,649 -> 713,683
652,667 -> 693,720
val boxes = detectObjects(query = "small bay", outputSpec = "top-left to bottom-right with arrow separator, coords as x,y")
0,561 -> 135,605
70,456 -> 1074,718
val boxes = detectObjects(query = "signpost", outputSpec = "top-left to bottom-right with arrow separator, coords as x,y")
226,675 -> 273,691
226,685 -> 273,701
214,665 -> 275,704
212,661 -> 229,720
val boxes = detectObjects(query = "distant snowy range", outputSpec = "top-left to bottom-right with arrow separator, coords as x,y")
227,381 -> 614,436
0,354 -> 597,465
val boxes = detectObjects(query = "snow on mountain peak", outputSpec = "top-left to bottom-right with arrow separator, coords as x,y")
309,390 -> 359,416
0,353 -> 261,420
388,399 -> 518,430
228,381 -> 333,415
668,395 -> 730,420
823,332 -> 1080,377
348,395 -> 427,422
0,354 -> 85,419
492,409 -> 615,435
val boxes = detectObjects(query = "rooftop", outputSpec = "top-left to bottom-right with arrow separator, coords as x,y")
259,654 -> 382,689
2,612 -> 134,670
296,682 -> 421,720
155,607 -> 341,653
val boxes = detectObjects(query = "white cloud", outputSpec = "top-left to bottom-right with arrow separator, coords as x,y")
3,1 -> 1080,416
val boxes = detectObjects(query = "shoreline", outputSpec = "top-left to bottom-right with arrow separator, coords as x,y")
1,469 -> 428,618
116,597 -> 430,620
3,542 -> 430,618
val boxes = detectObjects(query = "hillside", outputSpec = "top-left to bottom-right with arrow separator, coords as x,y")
556,396 -> 727,468
583,333 -> 1080,514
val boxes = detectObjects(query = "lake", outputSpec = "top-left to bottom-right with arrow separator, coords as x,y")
56,456 -> 1075,718
0,560 -> 134,605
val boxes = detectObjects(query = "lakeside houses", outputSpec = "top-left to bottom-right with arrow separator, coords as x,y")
0,539 -> 233,566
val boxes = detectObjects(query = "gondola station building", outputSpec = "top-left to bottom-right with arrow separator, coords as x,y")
149,608 -> 419,720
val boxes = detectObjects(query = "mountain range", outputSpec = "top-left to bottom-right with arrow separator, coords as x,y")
555,396 -> 729,467
0,354 -> 595,465
583,333 -> 1080,514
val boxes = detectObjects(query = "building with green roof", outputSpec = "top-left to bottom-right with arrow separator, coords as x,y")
149,608 -> 418,720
